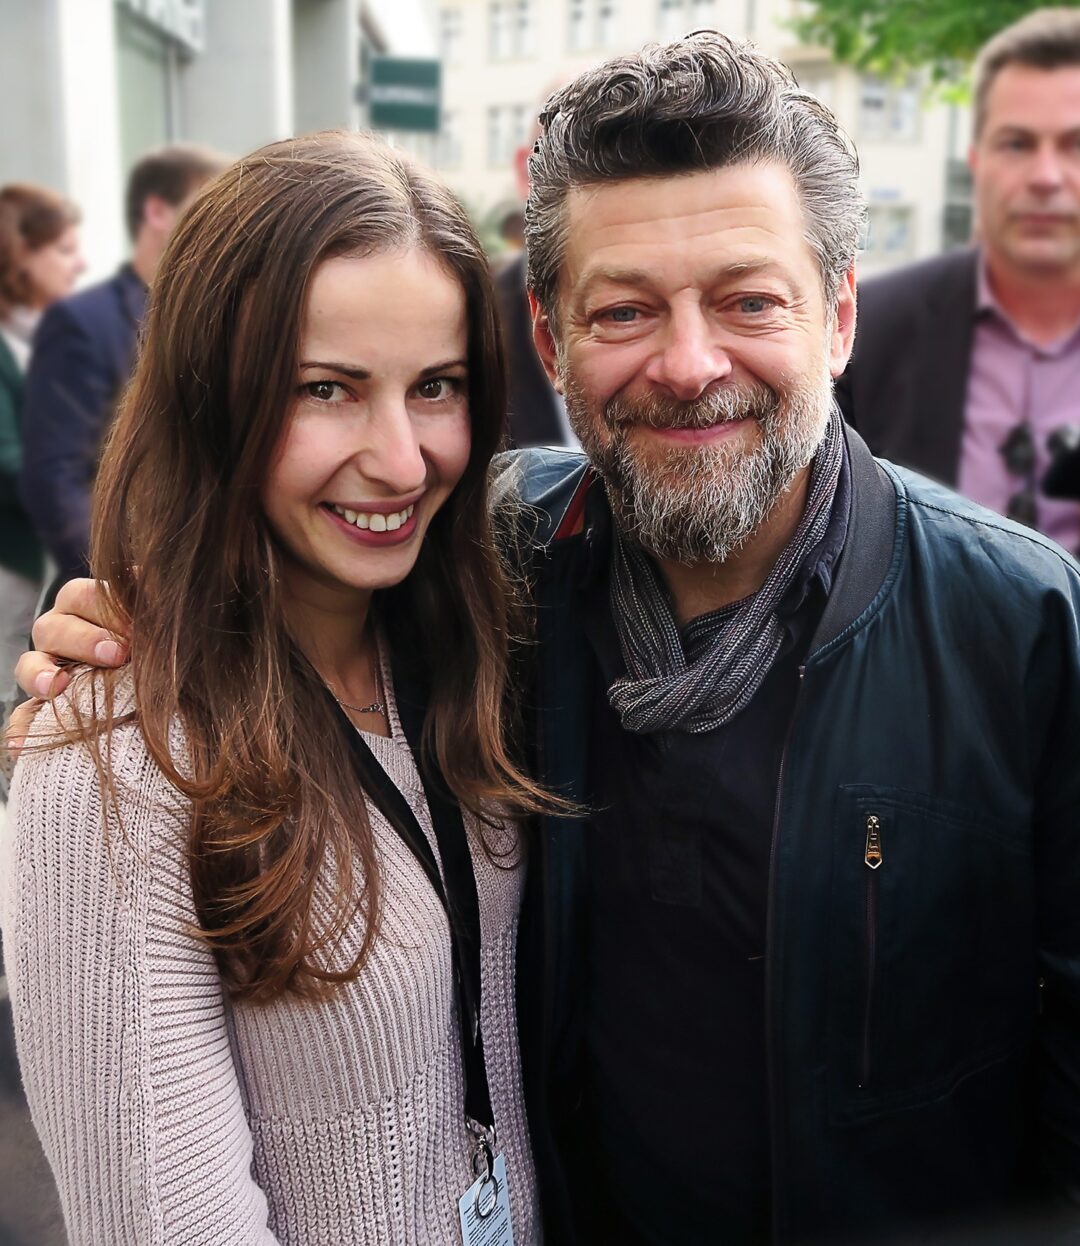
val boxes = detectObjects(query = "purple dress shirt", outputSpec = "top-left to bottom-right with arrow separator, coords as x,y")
957,258 -> 1080,554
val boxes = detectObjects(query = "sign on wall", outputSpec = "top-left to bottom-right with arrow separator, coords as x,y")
368,57 -> 441,133
116,0 -> 206,54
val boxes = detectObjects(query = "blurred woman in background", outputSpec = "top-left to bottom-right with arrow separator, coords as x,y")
0,183 -> 84,715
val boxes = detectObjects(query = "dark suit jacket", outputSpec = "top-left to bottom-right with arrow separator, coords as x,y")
492,251 -> 570,449
836,248 -> 978,485
0,333 -> 42,580
20,264 -> 146,581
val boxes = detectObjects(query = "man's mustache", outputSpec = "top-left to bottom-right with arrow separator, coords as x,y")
605,383 -> 781,431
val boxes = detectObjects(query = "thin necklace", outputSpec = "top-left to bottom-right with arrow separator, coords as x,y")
328,649 -> 386,716
332,691 -> 385,715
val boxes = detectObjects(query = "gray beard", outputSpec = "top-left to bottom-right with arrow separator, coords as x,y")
563,373 -> 835,564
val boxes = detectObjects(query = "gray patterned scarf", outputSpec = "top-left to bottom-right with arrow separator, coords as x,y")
607,410 -> 845,734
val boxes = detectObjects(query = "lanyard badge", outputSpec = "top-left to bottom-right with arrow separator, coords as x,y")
458,1120 -> 514,1245
329,672 -> 516,1245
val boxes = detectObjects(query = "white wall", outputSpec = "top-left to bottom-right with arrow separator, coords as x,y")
179,0 -> 295,158
293,0 -> 360,136
1,0 -> 127,283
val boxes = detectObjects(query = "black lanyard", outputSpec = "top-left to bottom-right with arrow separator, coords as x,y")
327,680 -> 496,1153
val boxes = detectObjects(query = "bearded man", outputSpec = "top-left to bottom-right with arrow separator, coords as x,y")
13,31 -> 1080,1246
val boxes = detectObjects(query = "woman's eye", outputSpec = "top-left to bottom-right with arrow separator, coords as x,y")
304,380 -> 345,403
606,307 -> 638,323
417,377 -> 459,400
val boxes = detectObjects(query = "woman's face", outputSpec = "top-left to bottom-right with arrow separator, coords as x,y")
261,248 -> 473,614
21,225 -> 85,308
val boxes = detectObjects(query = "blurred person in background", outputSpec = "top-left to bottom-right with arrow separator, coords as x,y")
492,105 -> 577,449
0,183 -> 84,716
838,7 -> 1080,553
19,144 -> 227,589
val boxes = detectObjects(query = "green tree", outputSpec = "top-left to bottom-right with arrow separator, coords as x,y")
794,0 -> 1080,84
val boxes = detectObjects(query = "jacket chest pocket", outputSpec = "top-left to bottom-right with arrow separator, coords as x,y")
827,786 -> 1037,1126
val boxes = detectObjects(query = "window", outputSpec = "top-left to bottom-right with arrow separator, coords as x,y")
865,204 -> 915,262
569,0 -> 625,51
658,0 -> 686,40
858,75 -> 921,142
793,66 -> 835,109
513,0 -> 534,56
490,0 -> 532,59
439,7 -> 463,63
568,0 -> 590,52
598,0 -> 617,47
487,103 -> 529,167
489,2 -> 513,58
437,110 -> 463,170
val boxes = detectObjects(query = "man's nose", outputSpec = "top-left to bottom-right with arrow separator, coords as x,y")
361,401 -> 427,495
644,306 -> 733,401
1029,142 -> 1066,193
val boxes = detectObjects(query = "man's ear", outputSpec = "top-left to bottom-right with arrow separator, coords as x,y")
142,193 -> 179,238
829,265 -> 858,378
529,292 -> 563,393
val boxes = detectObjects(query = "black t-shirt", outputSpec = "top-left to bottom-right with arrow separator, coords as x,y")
580,460 -> 850,1245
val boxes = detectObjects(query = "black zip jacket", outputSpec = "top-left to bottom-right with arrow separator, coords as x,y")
503,425 -> 1080,1245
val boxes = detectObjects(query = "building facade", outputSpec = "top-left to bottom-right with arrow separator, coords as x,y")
0,0 -> 391,281
429,0 -> 973,274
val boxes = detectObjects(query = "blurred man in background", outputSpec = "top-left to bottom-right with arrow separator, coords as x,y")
492,106 -> 578,449
19,144 -> 226,586
838,7 -> 1080,553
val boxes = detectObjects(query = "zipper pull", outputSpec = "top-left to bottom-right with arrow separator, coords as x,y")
864,814 -> 883,869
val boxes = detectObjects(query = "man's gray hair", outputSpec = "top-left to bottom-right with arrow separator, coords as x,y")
525,30 -> 865,318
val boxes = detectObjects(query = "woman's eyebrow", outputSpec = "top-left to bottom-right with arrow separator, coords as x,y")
297,359 -> 468,379
299,360 -> 370,379
418,358 -> 468,377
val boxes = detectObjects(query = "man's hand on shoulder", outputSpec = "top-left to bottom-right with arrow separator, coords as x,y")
5,579 -> 128,756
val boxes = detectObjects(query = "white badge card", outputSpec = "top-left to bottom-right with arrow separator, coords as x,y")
458,1152 -> 515,1246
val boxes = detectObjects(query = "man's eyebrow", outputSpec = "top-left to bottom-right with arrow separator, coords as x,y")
575,259 -> 797,298
577,267 -> 655,294
992,124 -> 1080,139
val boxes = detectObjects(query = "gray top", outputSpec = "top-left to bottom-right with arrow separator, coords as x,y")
1,668 -> 538,1244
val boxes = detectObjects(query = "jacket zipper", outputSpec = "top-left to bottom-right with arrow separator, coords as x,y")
766,664 -> 806,1245
859,813 -> 883,1089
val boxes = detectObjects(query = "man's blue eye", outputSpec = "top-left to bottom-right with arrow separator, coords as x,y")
609,307 -> 637,323
740,297 -> 771,313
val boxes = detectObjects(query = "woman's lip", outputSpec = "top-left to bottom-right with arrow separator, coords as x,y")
324,496 -> 423,514
321,504 -> 420,546
640,417 -> 754,445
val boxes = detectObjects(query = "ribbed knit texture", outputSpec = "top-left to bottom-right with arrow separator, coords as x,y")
0,670 -> 538,1246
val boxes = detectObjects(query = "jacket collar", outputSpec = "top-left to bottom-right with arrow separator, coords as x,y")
806,423 -> 899,658
116,263 -> 149,331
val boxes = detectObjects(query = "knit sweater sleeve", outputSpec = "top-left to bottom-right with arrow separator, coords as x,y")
2,703 -> 279,1245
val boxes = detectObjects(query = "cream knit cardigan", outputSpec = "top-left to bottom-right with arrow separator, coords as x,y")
1,676 -> 539,1245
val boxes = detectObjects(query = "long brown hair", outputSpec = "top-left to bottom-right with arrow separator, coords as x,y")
78,131 -> 543,1002
0,183 -> 80,314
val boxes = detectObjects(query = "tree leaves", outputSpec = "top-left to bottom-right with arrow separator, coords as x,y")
793,0 -> 1077,84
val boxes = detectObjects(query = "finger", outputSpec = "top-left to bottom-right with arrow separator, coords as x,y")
4,698 -> 42,760
31,612 -> 127,670
14,649 -> 73,701
53,577 -> 114,630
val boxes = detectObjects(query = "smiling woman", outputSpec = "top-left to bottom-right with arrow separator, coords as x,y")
2,131 -> 548,1245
